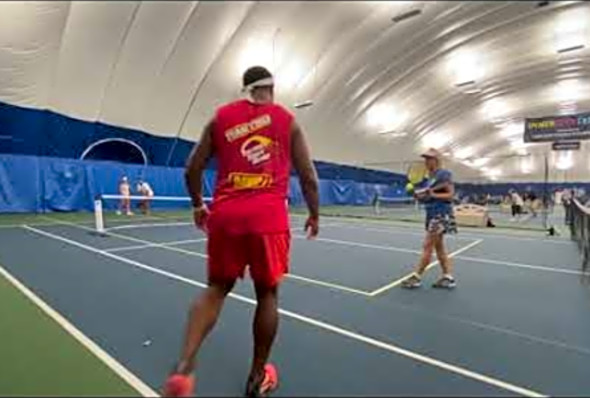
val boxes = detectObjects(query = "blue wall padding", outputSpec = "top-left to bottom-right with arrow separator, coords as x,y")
0,100 -> 405,183
0,155 -> 43,212
0,101 -> 195,167
0,154 -> 407,213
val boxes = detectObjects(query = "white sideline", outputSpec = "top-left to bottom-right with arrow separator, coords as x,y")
0,262 -> 158,397
294,233 -> 579,278
290,214 -> 573,244
105,238 -> 207,253
23,225 -> 546,398
48,218 -> 371,296
369,239 -> 483,296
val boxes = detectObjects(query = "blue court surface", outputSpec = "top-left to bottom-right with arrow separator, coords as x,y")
1,214 -> 589,396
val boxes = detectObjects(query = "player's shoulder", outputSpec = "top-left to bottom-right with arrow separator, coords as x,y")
216,99 -> 248,114
437,168 -> 453,179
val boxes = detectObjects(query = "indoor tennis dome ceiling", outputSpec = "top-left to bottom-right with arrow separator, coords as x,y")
0,1 -> 589,182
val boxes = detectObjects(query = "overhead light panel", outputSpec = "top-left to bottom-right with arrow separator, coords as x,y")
238,37 -> 274,76
554,8 -> 588,54
448,49 -> 483,87
499,123 -> 522,138
422,131 -> 450,149
454,147 -> 474,160
366,103 -> 407,131
392,8 -> 422,23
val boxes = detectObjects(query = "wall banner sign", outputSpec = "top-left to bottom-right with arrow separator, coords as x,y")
524,112 -> 590,142
551,141 -> 581,151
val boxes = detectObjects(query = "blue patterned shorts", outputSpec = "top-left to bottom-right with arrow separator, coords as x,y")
426,213 -> 458,235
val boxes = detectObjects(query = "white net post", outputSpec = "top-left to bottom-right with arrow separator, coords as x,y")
94,196 -> 105,234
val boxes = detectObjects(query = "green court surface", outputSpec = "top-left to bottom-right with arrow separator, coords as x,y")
0,267 -> 140,397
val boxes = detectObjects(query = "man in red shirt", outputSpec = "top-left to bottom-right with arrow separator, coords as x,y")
164,66 -> 320,397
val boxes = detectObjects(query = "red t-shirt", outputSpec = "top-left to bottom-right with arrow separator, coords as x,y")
208,99 -> 294,234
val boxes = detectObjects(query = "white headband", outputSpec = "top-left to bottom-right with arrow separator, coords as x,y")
243,77 -> 274,92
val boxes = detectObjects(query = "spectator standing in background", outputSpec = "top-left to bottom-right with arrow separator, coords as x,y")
137,179 -> 154,215
117,176 -> 133,216
509,189 -> 524,222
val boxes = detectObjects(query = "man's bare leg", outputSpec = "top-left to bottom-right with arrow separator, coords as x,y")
174,281 -> 234,375
246,283 -> 279,393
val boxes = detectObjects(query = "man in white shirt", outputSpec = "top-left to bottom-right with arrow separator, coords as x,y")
137,179 -> 154,215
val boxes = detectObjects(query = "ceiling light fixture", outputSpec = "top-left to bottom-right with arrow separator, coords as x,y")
392,8 -> 422,23
455,80 -> 476,88
557,44 -> 585,54
294,100 -> 314,109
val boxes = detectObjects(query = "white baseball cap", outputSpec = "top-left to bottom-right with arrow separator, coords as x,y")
421,148 -> 442,159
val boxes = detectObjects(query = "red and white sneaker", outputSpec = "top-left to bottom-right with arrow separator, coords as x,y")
163,373 -> 195,397
246,363 -> 279,397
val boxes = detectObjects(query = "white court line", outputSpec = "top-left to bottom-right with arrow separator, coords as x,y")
456,255 -> 587,277
22,225 -> 546,398
293,235 -> 422,255
105,238 -> 207,253
369,239 -> 484,296
285,274 -> 371,297
293,233 -> 579,279
51,219 -> 370,296
294,214 -> 572,244
0,262 -> 158,397
107,222 -> 192,231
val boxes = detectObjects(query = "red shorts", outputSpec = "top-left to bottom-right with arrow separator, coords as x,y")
207,231 -> 291,288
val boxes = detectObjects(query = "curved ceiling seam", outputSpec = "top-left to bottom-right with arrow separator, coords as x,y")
96,1 -> 142,121
314,3 -> 494,124
174,1 -> 258,139
325,3 -> 501,113
144,1 -> 201,101
410,59 -> 590,145
138,0 -> 201,134
345,1 -> 582,132
409,54 -> 590,130
289,6 -> 378,123
310,7 -> 419,121
296,6 -> 381,105
46,1 -> 72,110
341,3 -> 529,127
